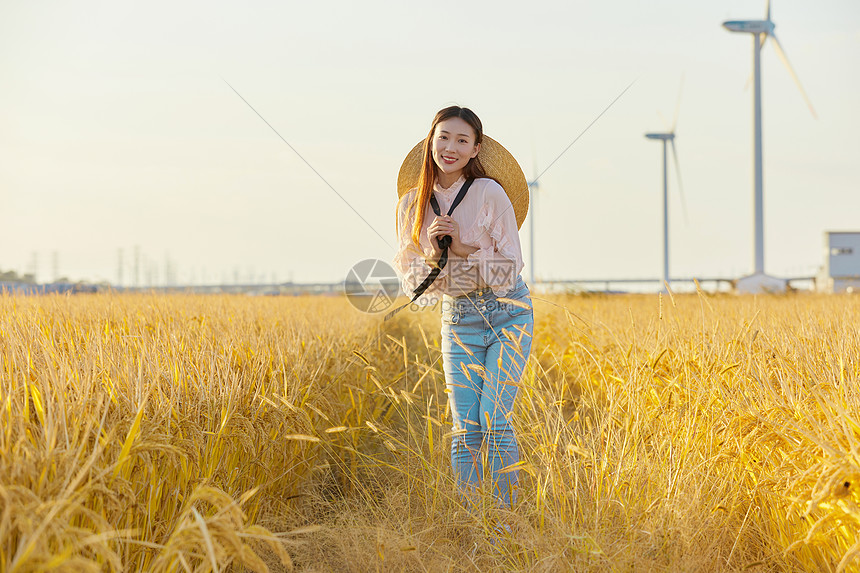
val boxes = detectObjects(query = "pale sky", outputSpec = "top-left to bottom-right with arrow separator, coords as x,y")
1,0 -> 858,287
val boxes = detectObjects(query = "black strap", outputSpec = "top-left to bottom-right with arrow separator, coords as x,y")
385,178 -> 474,321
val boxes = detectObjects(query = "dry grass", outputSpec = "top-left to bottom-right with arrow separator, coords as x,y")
2,291 -> 860,571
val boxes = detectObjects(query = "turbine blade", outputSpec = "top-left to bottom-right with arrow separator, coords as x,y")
770,33 -> 818,118
529,140 -> 541,191
670,139 -> 689,225
766,0 -> 771,21
657,110 -> 671,132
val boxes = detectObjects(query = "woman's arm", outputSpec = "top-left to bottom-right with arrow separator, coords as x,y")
450,242 -> 480,258
394,194 -> 450,295
435,214 -> 479,258
456,182 -> 524,292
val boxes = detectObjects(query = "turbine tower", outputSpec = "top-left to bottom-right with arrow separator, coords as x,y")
723,0 -> 816,291
527,157 -> 539,286
645,79 -> 686,290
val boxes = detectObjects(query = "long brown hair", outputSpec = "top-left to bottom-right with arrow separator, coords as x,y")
408,106 -> 487,246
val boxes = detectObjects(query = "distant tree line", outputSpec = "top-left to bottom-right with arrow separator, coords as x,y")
0,269 -> 70,284
0,270 -> 35,283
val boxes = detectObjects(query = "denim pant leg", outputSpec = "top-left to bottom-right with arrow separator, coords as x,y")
441,307 -> 488,498
441,278 -> 534,508
483,294 -> 534,508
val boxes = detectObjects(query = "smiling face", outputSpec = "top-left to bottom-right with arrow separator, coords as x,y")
431,117 -> 481,186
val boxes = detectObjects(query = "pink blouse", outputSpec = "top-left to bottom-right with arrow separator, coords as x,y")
393,175 -> 525,303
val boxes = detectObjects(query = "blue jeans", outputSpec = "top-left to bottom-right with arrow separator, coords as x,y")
440,276 -> 534,508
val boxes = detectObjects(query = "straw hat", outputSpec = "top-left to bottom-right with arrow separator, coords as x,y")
396,136 -> 530,229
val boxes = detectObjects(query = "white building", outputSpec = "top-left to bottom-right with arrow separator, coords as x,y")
818,232 -> 860,293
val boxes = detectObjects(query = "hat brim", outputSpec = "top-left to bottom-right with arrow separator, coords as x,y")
397,135 -> 529,229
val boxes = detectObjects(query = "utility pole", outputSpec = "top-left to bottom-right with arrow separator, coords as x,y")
134,246 -> 140,287
164,253 -> 172,287
117,249 -> 124,287
28,252 -> 39,283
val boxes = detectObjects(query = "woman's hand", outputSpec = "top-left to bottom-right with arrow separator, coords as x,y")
426,216 -> 454,260
427,216 -> 479,260
448,216 -> 479,258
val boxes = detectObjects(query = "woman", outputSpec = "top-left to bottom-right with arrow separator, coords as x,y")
393,106 -> 534,510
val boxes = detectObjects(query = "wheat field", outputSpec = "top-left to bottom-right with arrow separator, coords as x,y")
1,290 -> 859,572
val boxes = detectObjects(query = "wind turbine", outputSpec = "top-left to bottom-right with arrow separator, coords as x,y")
723,0 -> 816,292
645,79 -> 687,290
527,155 -> 540,286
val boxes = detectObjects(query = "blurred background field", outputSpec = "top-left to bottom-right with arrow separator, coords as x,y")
2,292 -> 860,572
